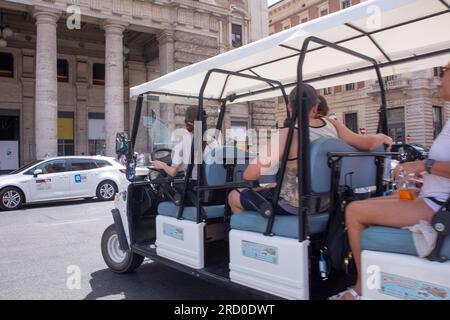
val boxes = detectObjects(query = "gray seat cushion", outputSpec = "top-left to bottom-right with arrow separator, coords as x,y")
361,226 -> 450,258
230,210 -> 329,238
158,201 -> 225,221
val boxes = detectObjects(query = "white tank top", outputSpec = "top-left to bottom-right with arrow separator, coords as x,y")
420,119 -> 450,202
309,117 -> 339,141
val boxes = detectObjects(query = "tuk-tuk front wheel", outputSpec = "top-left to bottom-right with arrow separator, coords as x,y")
101,224 -> 144,273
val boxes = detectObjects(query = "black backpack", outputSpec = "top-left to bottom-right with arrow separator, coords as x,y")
321,186 -> 358,276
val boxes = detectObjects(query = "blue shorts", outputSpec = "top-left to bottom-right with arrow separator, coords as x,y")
239,188 -> 293,216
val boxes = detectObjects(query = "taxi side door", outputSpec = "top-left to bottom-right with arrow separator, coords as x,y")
68,158 -> 98,197
28,159 -> 71,201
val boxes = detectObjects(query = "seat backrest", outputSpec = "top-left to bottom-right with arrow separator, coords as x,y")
203,146 -> 249,186
310,137 -> 384,194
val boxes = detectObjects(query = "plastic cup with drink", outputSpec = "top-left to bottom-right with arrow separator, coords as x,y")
394,169 -> 421,200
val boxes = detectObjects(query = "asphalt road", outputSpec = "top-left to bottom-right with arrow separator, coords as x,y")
0,200 -> 254,300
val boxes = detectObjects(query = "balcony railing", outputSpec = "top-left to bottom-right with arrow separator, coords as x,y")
369,78 -> 409,93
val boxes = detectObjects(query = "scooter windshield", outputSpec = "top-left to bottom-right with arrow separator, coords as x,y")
132,106 -> 174,168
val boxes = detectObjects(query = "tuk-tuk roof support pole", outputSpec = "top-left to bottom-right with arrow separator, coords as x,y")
130,94 -> 144,151
265,90 -> 300,236
216,100 -> 227,132
375,65 -> 388,135
296,44 -> 311,243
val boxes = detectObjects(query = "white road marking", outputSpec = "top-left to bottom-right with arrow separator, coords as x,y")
41,217 -> 108,227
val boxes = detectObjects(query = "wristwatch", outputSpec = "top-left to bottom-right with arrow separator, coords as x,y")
425,159 -> 435,174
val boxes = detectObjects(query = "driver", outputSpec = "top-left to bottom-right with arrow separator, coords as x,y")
151,106 -> 199,195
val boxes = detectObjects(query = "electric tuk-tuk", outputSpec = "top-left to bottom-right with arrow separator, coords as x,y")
101,0 -> 450,300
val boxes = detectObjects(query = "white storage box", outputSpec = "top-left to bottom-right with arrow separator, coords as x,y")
229,229 -> 309,300
156,215 -> 205,269
362,250 -> 450,300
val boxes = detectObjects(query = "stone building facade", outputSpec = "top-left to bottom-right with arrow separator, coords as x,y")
269,0 -> 450,146
0,0 -> 273,170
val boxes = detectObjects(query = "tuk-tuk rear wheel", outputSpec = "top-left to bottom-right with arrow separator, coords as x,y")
101,224 -> 144,274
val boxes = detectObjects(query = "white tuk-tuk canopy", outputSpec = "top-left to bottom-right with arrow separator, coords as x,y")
130,0 -> 450,105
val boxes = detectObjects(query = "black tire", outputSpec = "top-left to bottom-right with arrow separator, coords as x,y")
0,187 -> 24,211
96,180 -> 118,201
101,224 -> 144,273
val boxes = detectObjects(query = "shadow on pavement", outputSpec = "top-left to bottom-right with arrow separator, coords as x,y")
16,198 -> 105,211
84,261 -> 258,300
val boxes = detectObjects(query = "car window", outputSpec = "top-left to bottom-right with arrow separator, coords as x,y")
33,160 -> 67,174
95,160 -> 112,168
70,159 -> 95,171
11,160 -> 42,175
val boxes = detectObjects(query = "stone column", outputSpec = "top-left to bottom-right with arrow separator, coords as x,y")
128,61 -> 148,153
103,20 -> 127,156
33,8 -> 60,159
157,30 -> 175,132
75,56 -> 89,155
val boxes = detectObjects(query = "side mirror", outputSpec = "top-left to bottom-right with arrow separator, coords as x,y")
115,132 -> 130,156
33,169 -> 43,177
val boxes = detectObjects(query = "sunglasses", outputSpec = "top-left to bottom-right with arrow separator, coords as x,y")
439,66 -> 449,78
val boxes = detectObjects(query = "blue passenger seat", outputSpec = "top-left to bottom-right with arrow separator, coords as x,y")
230,137 -> 385,238
157,146 -> 249,222
361,226 -> 450,258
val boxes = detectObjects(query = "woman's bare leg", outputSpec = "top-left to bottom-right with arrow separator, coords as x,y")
228,189 -> 244,213
341,197 -> 433,299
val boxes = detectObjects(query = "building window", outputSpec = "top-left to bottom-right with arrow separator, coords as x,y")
434,67 -> 442,77
344,112 -> 358,133
0,52 -> 14,78
230,119 -> 248,151
433,106 -> 443,138
319,3 -> 329,16
300,17 -> 308,23
92,63 -> 105,85
57,59 -> 69,83
323,87 -> 332,95
58,112 -> 75,156
345,83 -> 355,91
283,25 -> 291,30
387,107 -> 406,143
385,75 -> 398,82
341,0 -> 352,9
88,113 -> 106,156
231,24 -> 243,48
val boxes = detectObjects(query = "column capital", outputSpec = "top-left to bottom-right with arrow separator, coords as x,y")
157,29 -> 175,45
32,6 -> 61,25
102,20 -> 128,35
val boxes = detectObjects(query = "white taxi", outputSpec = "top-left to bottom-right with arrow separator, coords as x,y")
0,156 -> 129,211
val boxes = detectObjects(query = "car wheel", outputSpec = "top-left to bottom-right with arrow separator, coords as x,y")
96,180 -> 118,201
0,187 -> 24,211
101,224 -> 144,273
